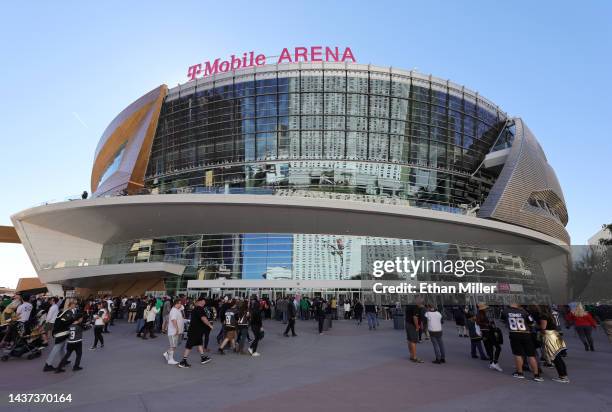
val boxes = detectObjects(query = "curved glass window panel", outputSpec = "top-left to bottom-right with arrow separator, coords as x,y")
98,143 -> 126,187
301,74 -> 323,92
323,131 -> 345,159
302,115 -> 323,130
347,116 -> 368,132
324,75 -> 346,92
347,76 -> 368,93
369,133 -> 389,161
324,116 -> 345,130
370,77 -> 390,96
301,93 -> 323,115
146,69 -> 507,214
370,95 -> 390,118
301,131 -> 322,158
390,98 -> 409,120
323,93 -> 345,115
346,132 -> 368,160
391,77 -> 410,98
346,94 -> 368,116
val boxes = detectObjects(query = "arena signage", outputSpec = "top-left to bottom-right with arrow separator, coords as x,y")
187,46 -> 356,81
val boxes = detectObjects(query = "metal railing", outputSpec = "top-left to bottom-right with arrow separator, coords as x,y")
40,255 -> 197,271
33,185 -> 480,217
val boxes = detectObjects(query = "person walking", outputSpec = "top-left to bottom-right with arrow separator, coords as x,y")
476,303 -> 502,371
248,296 -> 263,356
594,303 -> 612,344
539,305 -> 569,383
365,300 -> 377,330
343,300 -> 351,320
43,297 -> 59,346
425,305 -> 445,364
466,312 -> 487,360
103,297 -> 113,333
315,298 -> 326,335
405,303 -> 424,363
55,313 -> 85,373
90,302 -> 107,350
134,298 -> 145,336
236,301 -> 251,354
218,301 -> 238,354
164,299 -> 184,365
299,297 -> 308,320
418,303 -> 429,341
488,320 -> 504,372
201,299 -> 214,352
354,299 -> 363,326
127,298 -> 136,323
141,299 -> 158,339
161,297 -> 172,334
178,296 -> 212,368
43,299 -> 76,372
330,298 -> 337,320
504,303 -> 543,381
454,306 -> 467,337
216,297 -> 230,344
283,295 -> 297,337
568,303 -> 597,351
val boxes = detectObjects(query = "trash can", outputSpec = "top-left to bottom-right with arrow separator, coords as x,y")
324,313 -> 333,330
393,309 -> 405,330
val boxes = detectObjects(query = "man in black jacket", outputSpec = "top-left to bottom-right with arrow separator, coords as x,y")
283,295 -> 297,337
248,296 -> 263,356
43,299 -> 76,372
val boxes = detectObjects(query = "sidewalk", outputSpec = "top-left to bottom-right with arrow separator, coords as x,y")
1,318 -> 611,411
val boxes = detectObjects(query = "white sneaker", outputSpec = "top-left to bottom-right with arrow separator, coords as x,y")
248,347 -> 254,355
251,352 -> 261,357
167,358 -> 179,365
163,351 -> 169,361
491,363 -> 503,372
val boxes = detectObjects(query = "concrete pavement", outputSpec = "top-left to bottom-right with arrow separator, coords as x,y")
1,317 -> 611,411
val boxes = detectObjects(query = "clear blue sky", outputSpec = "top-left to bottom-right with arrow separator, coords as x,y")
1,1 -> 610,287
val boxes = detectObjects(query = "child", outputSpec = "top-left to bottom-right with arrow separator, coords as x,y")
488,321 -> 504,371
466,313 -> 487,360
55,313 -> 84,373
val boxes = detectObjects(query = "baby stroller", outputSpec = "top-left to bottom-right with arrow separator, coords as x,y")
1,319 -> 45,361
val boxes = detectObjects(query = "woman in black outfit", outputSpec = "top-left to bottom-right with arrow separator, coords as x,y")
248,297 -> 263,356
539,305 -> 570,383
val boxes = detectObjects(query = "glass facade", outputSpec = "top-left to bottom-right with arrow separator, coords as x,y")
99,233 -> 550,302
90,65 -> 548,297
144,67 -> 506,212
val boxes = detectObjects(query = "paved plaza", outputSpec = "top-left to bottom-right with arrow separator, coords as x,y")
1,318 -> 611,412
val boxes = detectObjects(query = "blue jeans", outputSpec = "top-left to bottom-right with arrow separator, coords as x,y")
135,318 -> 145,334
366,312 -> 376,329
471,338 -> 486,358
430,331 -> 445,360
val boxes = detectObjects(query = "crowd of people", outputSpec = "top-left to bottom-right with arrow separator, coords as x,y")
1,292 -> 611,380
404,300 -> 612,384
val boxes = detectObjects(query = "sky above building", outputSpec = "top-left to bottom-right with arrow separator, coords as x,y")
0,1 -> 610,288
